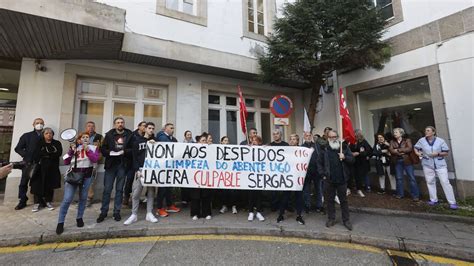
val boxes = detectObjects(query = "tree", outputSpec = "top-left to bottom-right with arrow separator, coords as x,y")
259,0 -> 391,129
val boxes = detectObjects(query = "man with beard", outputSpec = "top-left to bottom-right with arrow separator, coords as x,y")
317,130 -> 354,230
97,117 -> 133,223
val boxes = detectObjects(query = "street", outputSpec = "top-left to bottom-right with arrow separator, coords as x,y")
1,234 -> 464,265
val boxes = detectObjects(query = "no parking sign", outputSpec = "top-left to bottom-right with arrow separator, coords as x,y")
270,95 -> 293,118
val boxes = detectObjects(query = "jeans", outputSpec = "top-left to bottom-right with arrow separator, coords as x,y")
58,177 -> 93,223
124,168 -> 135,199
303,176 -> 323,209
395,160 -> 420,199
325,181 -> 350,222
100,165 -> 126,215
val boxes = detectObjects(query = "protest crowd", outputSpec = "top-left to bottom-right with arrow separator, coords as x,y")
10,116 -> 458,235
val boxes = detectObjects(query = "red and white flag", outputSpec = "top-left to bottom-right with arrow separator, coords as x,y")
339,88 -> 356,144
238,85 -> 248,136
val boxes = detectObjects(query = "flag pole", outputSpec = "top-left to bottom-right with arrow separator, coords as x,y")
339,114 -> 343,155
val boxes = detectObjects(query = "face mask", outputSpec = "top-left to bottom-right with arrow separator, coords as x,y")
34,124 -> 44,131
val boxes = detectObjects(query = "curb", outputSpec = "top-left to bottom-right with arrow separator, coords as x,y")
1,226 -> 472,261
349,207 -> 474,225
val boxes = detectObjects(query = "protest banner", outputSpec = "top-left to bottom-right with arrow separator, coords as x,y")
141,142 -> 313,191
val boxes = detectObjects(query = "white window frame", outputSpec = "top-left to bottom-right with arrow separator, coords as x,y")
248,0 -> 266,35
157,0 -> 208,26
74,79 -> 167,134
208,93 -> 272,144
166,0 -> 198,16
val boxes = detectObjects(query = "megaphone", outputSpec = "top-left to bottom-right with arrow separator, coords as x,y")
60,128 -> 77,143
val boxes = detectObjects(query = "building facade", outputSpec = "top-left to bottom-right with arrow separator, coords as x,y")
0,0 -> 472,203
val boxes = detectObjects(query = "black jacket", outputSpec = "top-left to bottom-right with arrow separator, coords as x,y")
30,139 -> 62,194
317,142 -> 354,184
15,130 -> 42,163
350,139 -> 373,174
270,141 -> 289,146
132,135 -> 154,172
101,128 -> 133,170
305,142 -> 321,178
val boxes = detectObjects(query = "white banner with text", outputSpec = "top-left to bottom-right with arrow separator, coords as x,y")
141,142 -> 313,191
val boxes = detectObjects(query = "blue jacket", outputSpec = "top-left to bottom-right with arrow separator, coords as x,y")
155,131 -> 177,143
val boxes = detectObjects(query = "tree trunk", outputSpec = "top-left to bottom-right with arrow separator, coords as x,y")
307,79 -> 324,131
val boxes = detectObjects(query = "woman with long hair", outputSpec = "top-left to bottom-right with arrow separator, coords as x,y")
190,133 -> 213,220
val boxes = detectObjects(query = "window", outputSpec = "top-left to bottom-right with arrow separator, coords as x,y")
166,0 -> 195,15
248,0 -> 265,35
370,0 -> 394,21
75,80 -> 167,134
208,93 -> 272,144
157,0 -> 208,26
357,77 -> 434,146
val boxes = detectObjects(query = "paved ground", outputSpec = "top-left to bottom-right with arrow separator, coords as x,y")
0,202 -> 473,262
0,236 -> 394,265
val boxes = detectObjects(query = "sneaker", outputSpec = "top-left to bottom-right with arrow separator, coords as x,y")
46,202 -> 54,211
356,190 -> 366,198
247,212 -> 255,221
346,189 -> 351,196
335,196 -> 340,205
76,218 -> 84,227
343,221 -> 353,231
232,205 -> 238,214
205,215 -> 212,220
365,186 -> 372,193
192,215 -> 199,221
56,223 -> 64,235
146,213 -> 158,223
157,208 -> 169,217
113,213 -> 121,221
142,198 -> 147,203
296,216 -> 305,225
394,195 -> 403,199
449,204 -> 458,210
166,205 -> 181,213
428,200 -> 438,206
124,214 -> 138,225
96,213 -> 107,223
277,215 -> 284,223
256,212 -> 265,222
219,205 -> 228,214
32,204 -> 40,212
377,190 -> 386,195
326,220 -> 336,228
15,202 -> 27,210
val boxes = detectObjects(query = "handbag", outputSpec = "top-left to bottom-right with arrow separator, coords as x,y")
64,154 -> 84,185
409,150 -> 421,165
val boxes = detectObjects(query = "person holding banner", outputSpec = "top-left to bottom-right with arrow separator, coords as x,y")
269,130 -> 289,212
239,127 -> 257,145
277,134 -> 305,225
154,123 -> 181,217
190,133 -> 213,220
302,132 -> 324,214
124,122 -> 159,225
317,130 -> 354,231
218,136 -> 239,214
247,135 -> 265,222
183,130 -> 195,143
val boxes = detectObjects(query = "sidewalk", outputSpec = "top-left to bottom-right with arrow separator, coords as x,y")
0,203 -> 473,261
